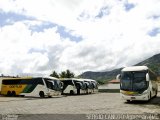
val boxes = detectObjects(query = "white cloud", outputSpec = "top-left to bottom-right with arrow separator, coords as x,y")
0,0 -> 160,76
0,21 -> 75,76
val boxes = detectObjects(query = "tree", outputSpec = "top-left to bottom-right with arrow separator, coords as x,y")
59,69 -> 75,78
66,69 -> 74,78
59,71 -> 66,78
50,71 -> 59,78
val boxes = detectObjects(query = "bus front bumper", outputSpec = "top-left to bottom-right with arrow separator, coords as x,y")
120,93 -> 149,101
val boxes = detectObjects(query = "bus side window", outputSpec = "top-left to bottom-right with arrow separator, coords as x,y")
48,82 -> 53,89
54,80 -> 61,91
52,81 -> 57,90
34,78 -> 44,85
2,79 -> 21,85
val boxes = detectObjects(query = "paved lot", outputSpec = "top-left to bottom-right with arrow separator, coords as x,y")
0,92 -> 160,115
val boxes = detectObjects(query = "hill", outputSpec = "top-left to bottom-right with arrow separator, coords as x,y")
135,53 -> 160,75
79,53 -> 160,83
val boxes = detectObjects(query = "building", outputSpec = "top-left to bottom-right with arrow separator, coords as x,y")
108,79 -> 120,84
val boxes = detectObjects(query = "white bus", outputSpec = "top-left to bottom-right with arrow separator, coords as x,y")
61,78 -> 87,95
83,79 -> 98,94
1,76 -> 62,98
117,66 -> 158,102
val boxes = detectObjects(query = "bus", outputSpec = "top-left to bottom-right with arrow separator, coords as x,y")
90,79 -> 99,93
0,77 -> 4,94
117,66 -> 158,102
61,78 -> 87,95
83,79 -> 98,94
0,77 -> 17,94
0,76 -> 62,98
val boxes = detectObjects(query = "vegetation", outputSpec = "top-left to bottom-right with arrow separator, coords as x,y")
50,69 -> 75,78
79,69 -> 121,84
97,80 -> 106,85
147,64 -> 160,74
50,71 -> 59,78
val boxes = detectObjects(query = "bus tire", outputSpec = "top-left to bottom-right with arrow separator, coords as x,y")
12,91 -> 16,97
7,91 -> 11,97
39,91 -> 45,98
126,100 -> 131,103
70,90 -> 74,95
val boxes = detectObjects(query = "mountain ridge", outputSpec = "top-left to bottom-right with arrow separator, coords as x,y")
79,53 -> 160,83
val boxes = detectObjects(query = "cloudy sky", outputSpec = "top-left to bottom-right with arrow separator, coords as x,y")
0,0 -> 160,76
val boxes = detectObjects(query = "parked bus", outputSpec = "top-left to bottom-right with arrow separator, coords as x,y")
0,77 -> 4,94
61,78 -> 87,95
0,77 -> 17,94
117,66 -> 158,102
83,79 -> 98,94
0,76 -> 62,98
90,79 -> 99,93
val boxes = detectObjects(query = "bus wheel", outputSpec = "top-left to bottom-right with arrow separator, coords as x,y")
126,100 -> 130,103
70,90 -> 74,95
39,91 -> 45,98
12,91 -> 16,97
7,91 -> 11,97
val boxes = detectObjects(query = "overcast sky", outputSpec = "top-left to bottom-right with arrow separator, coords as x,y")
0,0 -> 160,76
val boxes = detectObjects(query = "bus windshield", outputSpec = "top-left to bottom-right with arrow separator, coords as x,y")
55,80 -> 62,91
120,71 -> 148,92
44,78 -> 62,91
61,80 -> 74,91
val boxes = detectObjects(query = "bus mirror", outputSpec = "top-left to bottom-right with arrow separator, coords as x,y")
146,73 -> 149,81
116,74 -> 121,80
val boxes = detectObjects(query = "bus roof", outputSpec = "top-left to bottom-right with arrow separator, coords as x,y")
122,66 -> 148,72
2,77 -> 32,80
43,76 -> 59,80
60,78 -> 85,82
1,76 -> 59,80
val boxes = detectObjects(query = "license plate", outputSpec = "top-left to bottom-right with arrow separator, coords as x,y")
131,97 -> 135,99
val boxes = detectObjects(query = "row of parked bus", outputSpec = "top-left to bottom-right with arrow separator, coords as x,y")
0,77 -> 98,98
